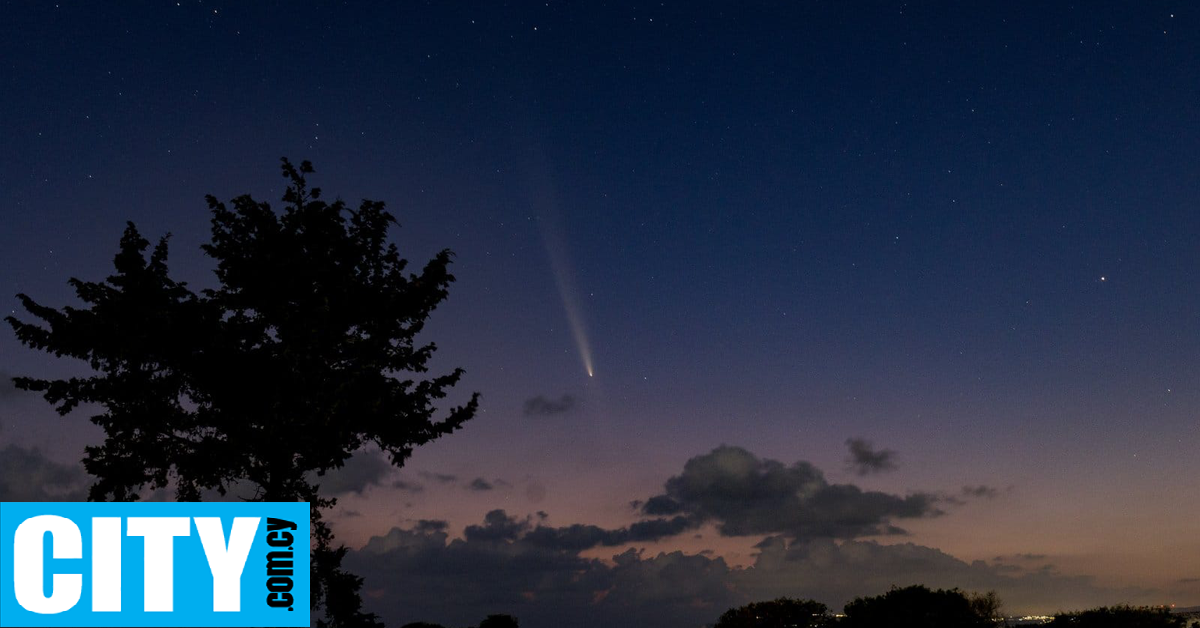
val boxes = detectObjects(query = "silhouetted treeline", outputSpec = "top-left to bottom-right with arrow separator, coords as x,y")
394,590 -> 1198,628
393,589 -> 1194,628
715,597 -> 829,627
714,586 -> 998,628
401,614 -> 518,628
1047,605 -> 1187,628
712,586 -> 1189,628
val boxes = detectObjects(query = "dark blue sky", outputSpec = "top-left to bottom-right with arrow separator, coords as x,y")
2,2 -> 1198,625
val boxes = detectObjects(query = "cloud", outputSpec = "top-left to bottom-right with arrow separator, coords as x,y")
414,520 -> 449,533
995,553 -> 1048,562
845,438 -> 898,475
463,510 -> 530,542
523,394 -> 578,418
460,509 -> 695,553
638,445 -> 939,540
345,510 -> 1151,628
468,478 -> 495,491
392,480 -> 426,493
737,536 -> 1149,615
334,446 -> 1150,626
347,511 -> 736,628
316,450 -> 394,495
0,444 -> 89,501
523,516 -> 698,553
420,471 -> 459,484
962,485 -> 1001,499
0,370 -> 23,401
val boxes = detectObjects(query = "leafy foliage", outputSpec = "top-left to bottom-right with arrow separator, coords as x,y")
715,597 -> 830,628
478,615 -> 520,628
7,159 -> 479,627
840,585 -> 994,628
968,590 -> 1004,622
1048,605 -> 1186,628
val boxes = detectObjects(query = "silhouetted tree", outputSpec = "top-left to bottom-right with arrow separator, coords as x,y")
7,159 -> 479,628
1048,605 -> 1185,628
715,597 -> 830,628
840,585 -> 993,628
399,623 -> 448,628
968,590 -> 1004,623
478,614 -> 520,628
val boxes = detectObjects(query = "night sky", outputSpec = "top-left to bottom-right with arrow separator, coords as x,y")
2,2 -> 1199,626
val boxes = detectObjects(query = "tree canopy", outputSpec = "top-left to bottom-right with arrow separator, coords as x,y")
6,158 -> 479,627
839,585 -> 995,628
478,615 -> 520,628
1048,605 -> 1187,628
715,597 -> 830,628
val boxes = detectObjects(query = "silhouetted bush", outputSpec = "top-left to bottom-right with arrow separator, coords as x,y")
840,585 -> 993,628
478,615 -> 520,628
1048,605 -> 1185,628
715,597 -> 830,628
968,590 -> 1004,622
718,588 -> 1193,628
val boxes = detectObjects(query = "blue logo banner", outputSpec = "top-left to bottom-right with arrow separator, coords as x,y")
0,501 -> 310,627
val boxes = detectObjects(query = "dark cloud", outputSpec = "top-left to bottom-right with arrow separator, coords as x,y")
962,485 -> 1001,499
346,510 -> 1152,628
641,495 -> 684,515
736,536 -> 1148,616
995,553 -> 1049,562
625,516 -> 698,542
845,438 -> 898,475
419,471 -> 459,484
463,510 -> 530,543
348,511 -> 736,628
392,480 -> 426,493
638,445 -> 939,540
524,516 -> 698,553
468,477 -> 495,491
0,444 -> 89,501
414,520 -> 449,533
460,509 -> 696,554
0,371 -> 18,400
523,394 -> 578,418
316,450 -> 393,495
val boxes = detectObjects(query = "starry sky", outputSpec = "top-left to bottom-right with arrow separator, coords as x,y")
2,2 -> 1199,626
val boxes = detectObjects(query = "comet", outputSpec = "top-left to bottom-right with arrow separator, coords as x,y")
541,214 -> 595,378
523,147 -> 596,378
